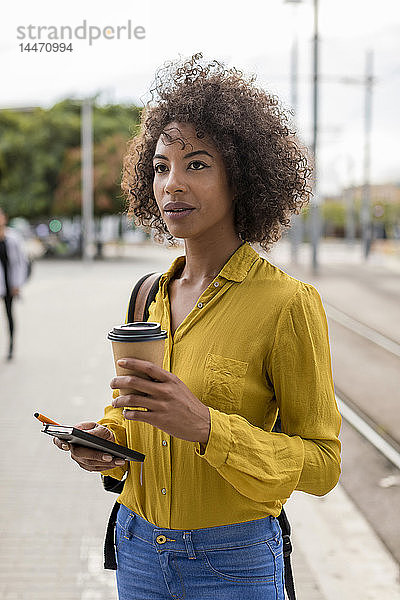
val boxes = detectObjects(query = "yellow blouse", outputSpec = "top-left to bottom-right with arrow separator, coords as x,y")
99,242 -> 341,529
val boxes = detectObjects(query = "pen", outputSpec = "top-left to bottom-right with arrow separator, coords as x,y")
34,412 -> 61,426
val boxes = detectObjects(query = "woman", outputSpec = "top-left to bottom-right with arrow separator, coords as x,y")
0,207 -> 28,360
55,54 -> 341,600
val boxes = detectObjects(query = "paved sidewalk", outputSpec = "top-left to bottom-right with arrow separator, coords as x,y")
288,487 -> 400,599
0,243 -> 399,598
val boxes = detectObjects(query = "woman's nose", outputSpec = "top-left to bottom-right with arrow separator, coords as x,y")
164,169 -> 187,195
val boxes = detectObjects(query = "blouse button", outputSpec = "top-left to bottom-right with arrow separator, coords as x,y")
161,488 -> 167,495
213,281 -> 220,287
162,440 -> 167,447
197,302 -> 203,308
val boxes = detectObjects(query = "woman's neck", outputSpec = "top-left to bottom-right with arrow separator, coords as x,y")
179,234 -> 243,286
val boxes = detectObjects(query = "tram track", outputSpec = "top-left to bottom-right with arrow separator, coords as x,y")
324,301 -> 400,455
326,303 -> 400,359
335,390 -> 400,471
240,248 -> 400,566
326,304 -> 400,564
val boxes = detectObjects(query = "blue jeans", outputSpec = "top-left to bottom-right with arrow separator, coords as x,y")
115,503 -> 284,600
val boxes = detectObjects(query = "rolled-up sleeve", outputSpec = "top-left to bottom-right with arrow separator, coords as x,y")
195,283 -> 341,502
268,283 -> 341,495
98,389 -> 128,480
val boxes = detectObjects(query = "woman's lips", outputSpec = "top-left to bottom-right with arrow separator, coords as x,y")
164,208 -> 195,220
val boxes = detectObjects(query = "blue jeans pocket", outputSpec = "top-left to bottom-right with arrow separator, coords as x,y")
202,539 -> 279,583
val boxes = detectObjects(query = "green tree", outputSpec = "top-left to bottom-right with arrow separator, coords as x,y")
0,100 -> 140,219
54,133 -> 127,216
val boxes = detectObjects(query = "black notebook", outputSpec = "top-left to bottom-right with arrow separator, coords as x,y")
42,424 -> 145,462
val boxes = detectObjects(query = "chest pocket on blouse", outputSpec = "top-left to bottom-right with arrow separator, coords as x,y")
203,353 -> 249,413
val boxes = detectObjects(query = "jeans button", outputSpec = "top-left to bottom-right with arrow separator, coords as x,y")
156,535 -> 167,544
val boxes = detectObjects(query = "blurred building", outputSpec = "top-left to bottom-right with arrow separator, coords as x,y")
345,183 -> 400,205
322,183 -> 400,239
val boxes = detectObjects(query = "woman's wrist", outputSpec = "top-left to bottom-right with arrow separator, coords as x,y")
197,408 -> 211,448
198,442 -> 208,455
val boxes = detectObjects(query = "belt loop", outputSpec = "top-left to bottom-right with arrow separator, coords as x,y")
125,512 -> 135,535
183,531 -> 196,559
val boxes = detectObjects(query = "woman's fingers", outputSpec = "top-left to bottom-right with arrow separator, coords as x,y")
69,443 -> 121,463
74,422 -> 114,439
53,421 -> 125,471
75,462 -> 124,473
70,447 -> 126,470
116,358 -> 169,382
112,393 -> 157,411
53,422 -> 114,450
109,359 -> 171,394
53,436 -> 70,451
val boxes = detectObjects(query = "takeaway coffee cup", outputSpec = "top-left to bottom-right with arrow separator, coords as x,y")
107,322 -> 168,406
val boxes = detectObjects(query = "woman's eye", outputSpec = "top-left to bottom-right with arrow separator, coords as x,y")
154,163 -> 168,174
188,161 -> 207,170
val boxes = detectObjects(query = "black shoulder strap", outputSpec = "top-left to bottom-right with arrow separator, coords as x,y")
143,274 -> 163,321
278,508 -> 296,599
103,271 -> 163,571
127,272 -> 154,323
272,413 -> 296,599
104,501 -> 120,570
127,272 -> 162,323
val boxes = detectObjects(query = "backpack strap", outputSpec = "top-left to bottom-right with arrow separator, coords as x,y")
104,271 -> 163,570
272,414 -> 296,599
278,508 -> 296,600
103,501 -> 121,570
127,272 -> 162,323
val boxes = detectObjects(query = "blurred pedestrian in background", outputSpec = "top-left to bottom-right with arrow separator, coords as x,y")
0,207 -> 28,360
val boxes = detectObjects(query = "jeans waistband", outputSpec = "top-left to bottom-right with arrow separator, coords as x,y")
116,503 -> 281,554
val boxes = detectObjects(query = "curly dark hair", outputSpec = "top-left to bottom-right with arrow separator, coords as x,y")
122,52 -> 312,251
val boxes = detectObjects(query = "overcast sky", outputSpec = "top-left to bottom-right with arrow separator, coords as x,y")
2,0 -> 399,195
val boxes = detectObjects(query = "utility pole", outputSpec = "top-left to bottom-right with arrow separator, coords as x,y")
310,0 -> 321,273
361,50 -> 374,259
285,0 -> 303,265
320,59 -> 376,257
81,98 -> 94,261
345,157 -> 356,245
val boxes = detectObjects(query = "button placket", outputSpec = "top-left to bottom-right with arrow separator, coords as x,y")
172,280 -> 230,345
